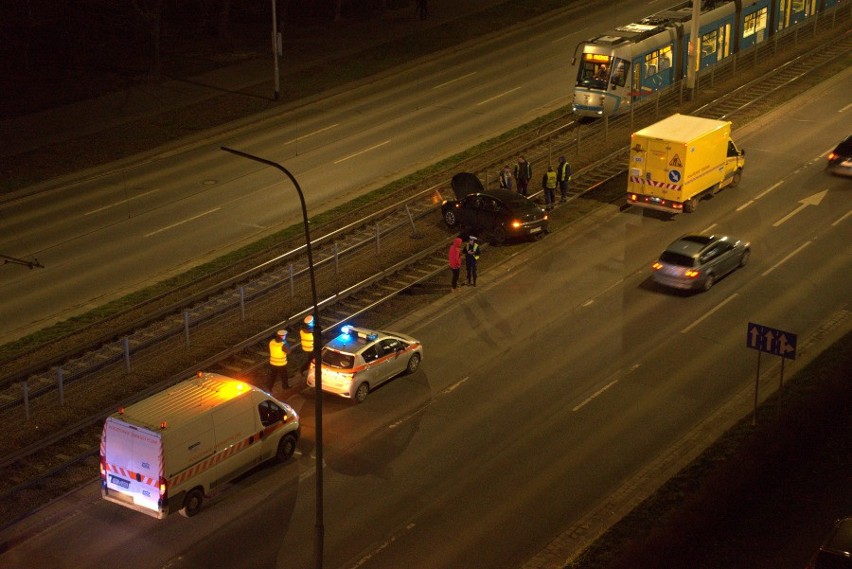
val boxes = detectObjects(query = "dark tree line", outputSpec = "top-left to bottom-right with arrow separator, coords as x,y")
1,0 -> 399,79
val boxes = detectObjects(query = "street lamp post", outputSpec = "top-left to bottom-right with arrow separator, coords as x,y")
221,146 -> 324,568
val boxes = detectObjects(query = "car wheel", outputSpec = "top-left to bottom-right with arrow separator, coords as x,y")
180,488 -> 204,518
354,382 -> 369,403
443,209 -> 458,227
275,433 -> 297,463
684,196 -> 698,213
406,353 -> 421,374
702,273 -> 715,291
739,249 -> 750,267
492,224 -> 507,244
730,170 -> 742,188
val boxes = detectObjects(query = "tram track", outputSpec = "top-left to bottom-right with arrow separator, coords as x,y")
0,12 -> 848,529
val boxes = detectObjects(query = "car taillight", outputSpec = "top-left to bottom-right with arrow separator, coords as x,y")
684,269 -> 700,278
652,262 -> 663,271
827,151 -> 838,161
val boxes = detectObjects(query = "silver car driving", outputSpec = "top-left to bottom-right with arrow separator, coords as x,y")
652,234 -> 750,291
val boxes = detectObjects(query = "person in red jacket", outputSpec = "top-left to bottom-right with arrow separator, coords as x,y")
448,237 -> 462,291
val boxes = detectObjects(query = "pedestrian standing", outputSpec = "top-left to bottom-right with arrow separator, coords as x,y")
448,236 -> 462,291
514,156 -> 532,196
542,164 -> 557,211
499,165 -> 514,192
557,155 -> 572,203
416,0 -> 428,20
299,315 -> 315,376
464,235 -> 480,287
268,330 -> 290,391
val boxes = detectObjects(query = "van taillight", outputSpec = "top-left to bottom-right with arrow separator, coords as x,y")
99,457 -> 106,480
159,478 -> 168,496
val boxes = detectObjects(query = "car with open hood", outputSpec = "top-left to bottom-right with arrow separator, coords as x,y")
440,172 -> 548,243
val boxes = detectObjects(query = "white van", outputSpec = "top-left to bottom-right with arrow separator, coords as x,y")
100,372 -> 300,518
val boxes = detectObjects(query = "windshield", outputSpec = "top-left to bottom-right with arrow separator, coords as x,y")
577,53 -> 612,90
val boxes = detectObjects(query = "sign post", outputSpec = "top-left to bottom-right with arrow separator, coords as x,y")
746,322 -> 797,425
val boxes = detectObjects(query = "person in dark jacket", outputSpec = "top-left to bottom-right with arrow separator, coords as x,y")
514,156 -> 532,196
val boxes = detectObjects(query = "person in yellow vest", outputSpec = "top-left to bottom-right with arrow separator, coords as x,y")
299,315 -> 315,375
541,164 -> 557,211
268,330 -> 289,391
557,156 -> 572,203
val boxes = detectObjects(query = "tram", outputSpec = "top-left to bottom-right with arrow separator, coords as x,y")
570,0 -> 842,118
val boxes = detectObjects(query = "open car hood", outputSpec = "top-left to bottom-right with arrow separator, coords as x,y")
450,172 -> 485,201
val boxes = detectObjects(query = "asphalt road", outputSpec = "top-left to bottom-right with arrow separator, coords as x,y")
0,0 -> 663,344
1,70 -> 848,568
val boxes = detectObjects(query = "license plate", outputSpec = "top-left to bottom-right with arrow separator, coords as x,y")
110,475 -> 131,489
530,227 -> 542,233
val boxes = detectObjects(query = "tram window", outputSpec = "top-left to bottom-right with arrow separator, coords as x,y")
644,52 -> 658,76
744,8 -> 768,37
701,31 -> 718,58
610,60 -> 629,87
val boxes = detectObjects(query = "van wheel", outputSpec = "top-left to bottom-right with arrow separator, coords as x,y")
702,273 -> 715,291
180,488 -> 204,518
684,197 -> 698,213
276,434 -> 297,463
406,353 -> 421,374
354,382 -> 370,403
730,170 -> 742,188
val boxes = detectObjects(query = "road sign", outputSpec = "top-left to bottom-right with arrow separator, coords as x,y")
746,322 -> 797,360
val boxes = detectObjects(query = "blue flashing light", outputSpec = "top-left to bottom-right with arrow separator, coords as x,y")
341,325 -> 353,336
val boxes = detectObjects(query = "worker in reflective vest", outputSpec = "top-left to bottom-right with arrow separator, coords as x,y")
542,165 -> 557,210
299,315 -> 315,375
464,235 -> 480,287
268,330 -> 289,391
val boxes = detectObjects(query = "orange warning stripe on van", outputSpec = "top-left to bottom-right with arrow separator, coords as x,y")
629,175 -> 680,191
102,462 -> 158,488
169,420 -> 290,487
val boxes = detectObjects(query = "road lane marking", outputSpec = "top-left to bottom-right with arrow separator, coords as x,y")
144,207 -> 221,237
772,190 -> 827,226
85,189 -> 160,215
433,72 -> 476,89
351,523 -> 417,568
573,379 -> 618,412
285,123 -> 339,145
761,241 -> 811,277
476,87 -> 522,106
334,140 -> 391,164
680,293 -> 738,334
832,209 -> 852,226
388,377 -> 469,430
737,181 -> 783,211
701,223 -> 717,234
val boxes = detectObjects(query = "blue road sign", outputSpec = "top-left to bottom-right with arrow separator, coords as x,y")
746,322 -> 797,360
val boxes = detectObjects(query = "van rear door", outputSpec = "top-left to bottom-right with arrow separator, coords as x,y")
102,417 -> 163,514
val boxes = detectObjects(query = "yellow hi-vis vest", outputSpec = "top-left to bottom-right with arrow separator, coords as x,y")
545,170 -> 557,189
269,338 -> 288,366
300,325 -> 314,353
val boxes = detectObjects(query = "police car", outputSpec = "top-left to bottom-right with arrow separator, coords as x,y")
306,325 -> 423,403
